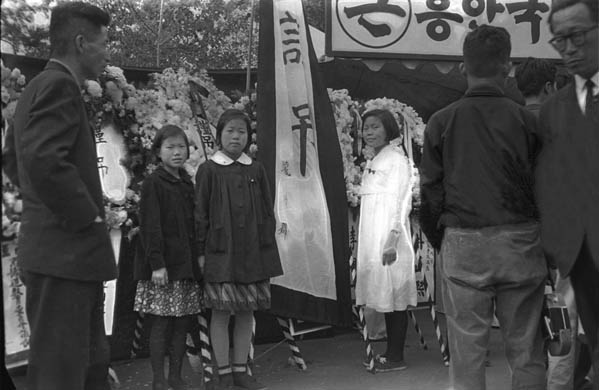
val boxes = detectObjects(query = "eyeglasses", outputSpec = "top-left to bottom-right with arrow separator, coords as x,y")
549,25 -> 598,52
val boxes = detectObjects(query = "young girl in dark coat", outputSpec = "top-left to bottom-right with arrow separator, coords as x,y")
195,109 -> 283,390
134,125 -> 202,390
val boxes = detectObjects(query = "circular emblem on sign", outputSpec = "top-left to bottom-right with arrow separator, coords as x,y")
336,0 -> 412,49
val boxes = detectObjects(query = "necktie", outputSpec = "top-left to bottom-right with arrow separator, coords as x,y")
585,79 -> 597,117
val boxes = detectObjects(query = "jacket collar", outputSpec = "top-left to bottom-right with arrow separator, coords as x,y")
210,150 -> 252,166
155,165 -> 191,184
464,83 -> 505,98
46,59 -> 82,87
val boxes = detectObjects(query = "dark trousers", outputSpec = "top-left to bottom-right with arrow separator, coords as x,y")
570,240 -> 599,390
22,271 -> 110,390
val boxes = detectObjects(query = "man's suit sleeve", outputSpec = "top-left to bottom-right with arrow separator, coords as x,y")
21,78 -> 99,231
2,123 -> 20,187
419,116 -> 445,250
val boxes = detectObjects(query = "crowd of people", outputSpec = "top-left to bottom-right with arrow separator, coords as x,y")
1,0 -> 598,390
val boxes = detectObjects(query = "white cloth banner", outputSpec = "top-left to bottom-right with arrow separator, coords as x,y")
2,240 -> 30,366
271,0 -> 337,300
104,228 -> 121,335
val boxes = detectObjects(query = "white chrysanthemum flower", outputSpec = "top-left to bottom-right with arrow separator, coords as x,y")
86,80 -> 103,98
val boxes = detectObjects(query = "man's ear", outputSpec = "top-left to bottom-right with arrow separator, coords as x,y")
459,62 -> 467,76
500,61 -> 511,78
544,81 -> 556,95
74,34 -> 86,54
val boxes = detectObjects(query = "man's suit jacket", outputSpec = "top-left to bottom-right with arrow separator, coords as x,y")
535,83 -> 599,276
2,61 -> 117,281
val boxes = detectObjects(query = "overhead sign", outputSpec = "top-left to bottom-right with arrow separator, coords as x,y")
326,0 -> 560,60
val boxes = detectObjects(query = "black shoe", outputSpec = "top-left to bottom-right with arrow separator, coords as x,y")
373,356 -> 407,373
232,372 -> 267,390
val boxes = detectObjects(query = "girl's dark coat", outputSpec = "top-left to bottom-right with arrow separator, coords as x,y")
134,166 -> 201,281
195,159 -> 283,283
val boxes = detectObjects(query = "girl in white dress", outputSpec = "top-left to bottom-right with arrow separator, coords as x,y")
356,109 -> 417,372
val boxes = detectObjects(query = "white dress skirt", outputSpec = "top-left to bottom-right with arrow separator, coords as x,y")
356,144 -> 417,312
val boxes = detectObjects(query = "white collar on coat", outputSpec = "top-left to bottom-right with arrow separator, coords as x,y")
210,150 -> 252,166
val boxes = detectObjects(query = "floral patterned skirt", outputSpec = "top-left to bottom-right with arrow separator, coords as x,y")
204,280 -> 271,312
134,279 -> 202,316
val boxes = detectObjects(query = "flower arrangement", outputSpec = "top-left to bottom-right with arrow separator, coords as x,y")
328,88 -> 363,208
1,61 -> 26,126
2,61 -> 25,239
127,68 -> 231,179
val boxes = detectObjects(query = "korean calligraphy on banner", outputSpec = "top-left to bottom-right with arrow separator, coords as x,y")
95,122 -> 130,205
270,0 -> 338,301
326,0 -> 559,59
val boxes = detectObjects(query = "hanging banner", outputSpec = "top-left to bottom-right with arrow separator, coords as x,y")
95,122 -> 130,204
271,0 -> 337,300
2,240 -> 30,368
257,0 -> 351,326
326,0 -> 559,60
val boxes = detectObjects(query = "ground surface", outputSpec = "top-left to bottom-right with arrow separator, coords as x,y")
9,310 -> 513,390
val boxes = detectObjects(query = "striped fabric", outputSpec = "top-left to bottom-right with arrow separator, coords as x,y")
204,280 -> 271,311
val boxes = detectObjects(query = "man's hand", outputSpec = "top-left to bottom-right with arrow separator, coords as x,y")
152,267 -> 168,286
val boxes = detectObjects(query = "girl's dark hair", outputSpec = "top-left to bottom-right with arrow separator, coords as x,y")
152,124 -> 190,160
361,109 -> 402,142
215,109 -> 252,150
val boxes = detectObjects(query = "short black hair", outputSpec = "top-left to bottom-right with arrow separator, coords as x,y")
215,109 -> 252,150
50,2 -> 110,56
548,0 -> 599,33
515,57 -> 557,97
463,24 -> 511,78
361,109 -> 401,142
152,124 -> 190,160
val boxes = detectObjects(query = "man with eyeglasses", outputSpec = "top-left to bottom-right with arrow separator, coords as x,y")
536,1 -> 599,388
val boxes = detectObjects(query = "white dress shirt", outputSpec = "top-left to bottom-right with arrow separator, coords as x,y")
574,71 -> 599,114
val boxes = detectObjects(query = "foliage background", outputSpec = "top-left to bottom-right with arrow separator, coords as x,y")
1,0 -> 325,70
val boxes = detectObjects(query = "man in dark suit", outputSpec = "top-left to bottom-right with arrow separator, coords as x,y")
536,0 -> 599,388
2,2 -> 117,389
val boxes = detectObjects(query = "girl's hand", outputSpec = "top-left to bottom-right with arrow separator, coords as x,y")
152,267 -> 169,286
382,248 -> 397,266
382,229 -> 399,265
198,255 -> 205,273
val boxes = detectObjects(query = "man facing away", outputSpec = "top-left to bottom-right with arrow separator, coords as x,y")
515,57 -> 557,116
536,0 -> 599,388
420,25 -> 547,390
2,2 -> 117,389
